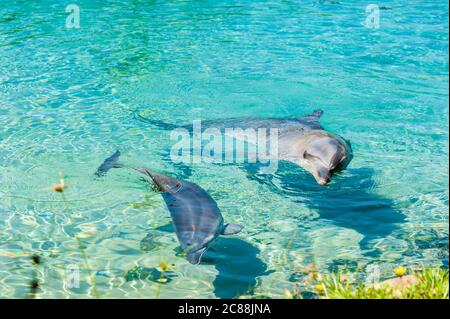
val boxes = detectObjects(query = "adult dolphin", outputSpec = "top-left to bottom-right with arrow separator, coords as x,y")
135,109 -> 353,185
94,152 -> 243,264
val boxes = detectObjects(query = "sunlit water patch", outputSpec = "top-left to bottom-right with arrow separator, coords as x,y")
0,0 -> 448,298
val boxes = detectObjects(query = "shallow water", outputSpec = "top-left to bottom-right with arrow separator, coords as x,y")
0,0 -> 448,298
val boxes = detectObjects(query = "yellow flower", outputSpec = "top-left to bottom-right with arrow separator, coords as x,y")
156,277 -> 168,283
314,284 -> 325,293
284,289 -> 293,299
158,261 -> 172,272
394,267 -> 407,277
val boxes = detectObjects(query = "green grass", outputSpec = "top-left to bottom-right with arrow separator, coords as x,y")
286,267 -> 449,299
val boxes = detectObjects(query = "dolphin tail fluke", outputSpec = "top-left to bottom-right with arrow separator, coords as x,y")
221,223 -> 244,235
132,167 -> 182,193
129,167 -> 162,190
186,247 -> 207,265
94,150 -> 121,177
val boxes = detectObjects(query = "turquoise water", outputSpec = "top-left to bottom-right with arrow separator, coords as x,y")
0,0 -> 448,298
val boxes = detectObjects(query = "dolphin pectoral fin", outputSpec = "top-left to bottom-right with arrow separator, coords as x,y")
155,223 -> 174,233
221,223 -> 244,235
186,247 -> 207,265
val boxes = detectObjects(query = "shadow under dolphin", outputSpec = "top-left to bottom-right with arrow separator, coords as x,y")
238,163 -> 406,257
150,225 -> 272,299
204,237 -> 273,299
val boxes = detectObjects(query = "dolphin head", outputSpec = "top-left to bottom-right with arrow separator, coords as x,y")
178,230 -> 213,265
301,133 -> 352,185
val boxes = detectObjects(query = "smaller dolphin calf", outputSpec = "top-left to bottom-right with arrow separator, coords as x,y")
95,151 -> 243,265
137,167 -> 244,264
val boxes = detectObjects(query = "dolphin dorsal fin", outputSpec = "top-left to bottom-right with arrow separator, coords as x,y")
221,223 -> 244,235
299,109 -> 324,122
311,109 -> 324,118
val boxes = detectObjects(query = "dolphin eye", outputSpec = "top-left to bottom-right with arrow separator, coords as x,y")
303,151 -> 315,160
